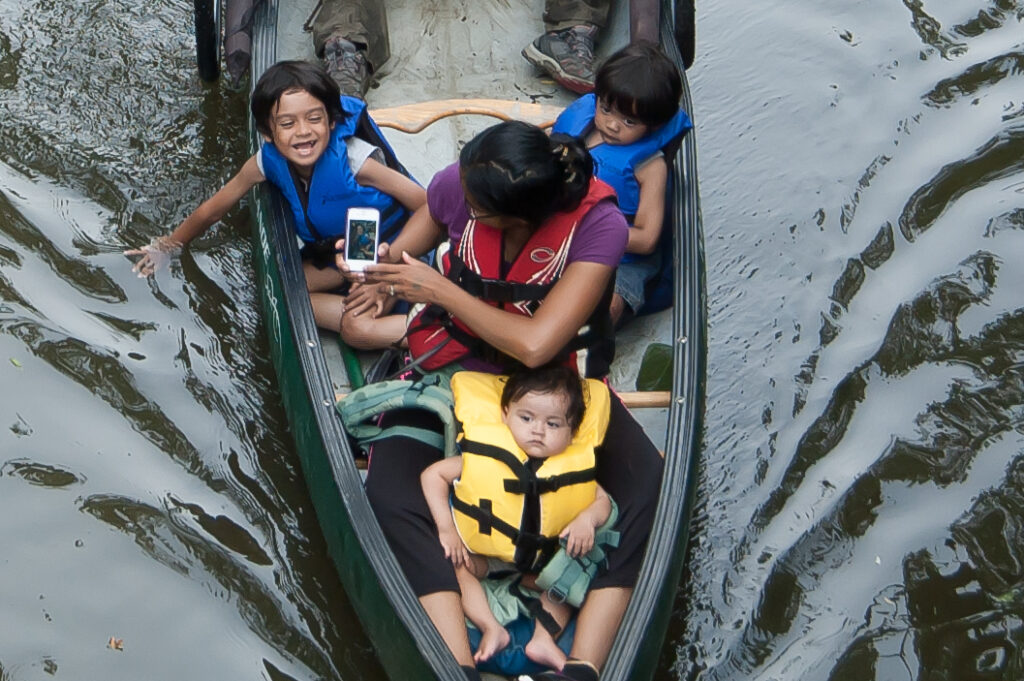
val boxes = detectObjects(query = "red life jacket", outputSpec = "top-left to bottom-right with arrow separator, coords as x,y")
407,178 -> 618,377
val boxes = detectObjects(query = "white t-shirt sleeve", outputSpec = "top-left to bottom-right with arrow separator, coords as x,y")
635,149 -> 664,171
347,137 -> 386,175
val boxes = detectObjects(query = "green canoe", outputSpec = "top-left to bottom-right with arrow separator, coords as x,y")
245,1 -> 705,679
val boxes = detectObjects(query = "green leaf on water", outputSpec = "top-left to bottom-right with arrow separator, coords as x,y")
635,343 -> 673,392
10,357 -> 21,367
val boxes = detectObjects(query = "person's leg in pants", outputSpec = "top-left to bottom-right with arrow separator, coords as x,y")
312,0 -> 390,72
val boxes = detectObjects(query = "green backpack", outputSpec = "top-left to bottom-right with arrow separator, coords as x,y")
535,499 -> 621,608
336,371 -> 460,458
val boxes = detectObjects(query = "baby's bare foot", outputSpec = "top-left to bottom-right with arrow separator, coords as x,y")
473,625 -> 511,663
525,633 -> 567,671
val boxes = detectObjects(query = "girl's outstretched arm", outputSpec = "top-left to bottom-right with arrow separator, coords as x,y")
125,154 -> 264,275
625,155 -> 667,255
355,157 -> 427,212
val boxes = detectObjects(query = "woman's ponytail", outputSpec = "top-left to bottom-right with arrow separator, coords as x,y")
549,133 -> 592,213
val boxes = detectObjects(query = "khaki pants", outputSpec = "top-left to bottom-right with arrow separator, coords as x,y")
312,0 -> 612,71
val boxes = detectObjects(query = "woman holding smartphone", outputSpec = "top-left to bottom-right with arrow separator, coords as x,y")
336,121 -> 663,681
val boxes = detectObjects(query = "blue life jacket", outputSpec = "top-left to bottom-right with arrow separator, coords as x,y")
260,95 -> 414,245
552,93 -> 692,222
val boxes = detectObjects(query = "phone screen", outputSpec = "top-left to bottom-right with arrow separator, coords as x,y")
345,208 -> 380,270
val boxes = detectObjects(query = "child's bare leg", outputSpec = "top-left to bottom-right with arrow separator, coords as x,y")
340,311 -> 408,350
609,292 -> 627,326
304,263 -> 348,332
304,261 -> 346,293
310,292 -> 347,332
522,575 -> 571,671
458,557 -> 510,664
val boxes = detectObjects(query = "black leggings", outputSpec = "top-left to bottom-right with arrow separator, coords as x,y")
364,392 -> 664,596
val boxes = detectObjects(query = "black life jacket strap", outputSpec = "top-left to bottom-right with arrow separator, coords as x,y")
447,251 -> 553,304
460,439 -> 597,496
450,495 -> 559,572
509,577 -> 564,639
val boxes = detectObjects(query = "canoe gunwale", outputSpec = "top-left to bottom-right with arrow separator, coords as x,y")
249,1 -> 706,679
599,5 -> 706,679
250,4 -> 467,680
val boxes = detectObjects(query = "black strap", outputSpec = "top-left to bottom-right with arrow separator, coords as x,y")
447,251 -> 553,304
461,439 -> 597,496
450,495 -> 559,572
510,577 -> 563,638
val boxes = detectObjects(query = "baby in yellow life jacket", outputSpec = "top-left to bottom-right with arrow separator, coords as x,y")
421,365 -> 612,672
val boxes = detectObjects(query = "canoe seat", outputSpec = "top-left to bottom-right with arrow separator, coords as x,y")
370,98 -> 565,134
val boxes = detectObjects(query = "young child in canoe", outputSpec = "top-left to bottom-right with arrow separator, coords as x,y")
552,41 -> 692,327
126,60 -> 423,349
420,365 -> 613,672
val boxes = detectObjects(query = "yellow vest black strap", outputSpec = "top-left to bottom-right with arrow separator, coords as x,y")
460,439 -> 598,496
451,494 -> 560,572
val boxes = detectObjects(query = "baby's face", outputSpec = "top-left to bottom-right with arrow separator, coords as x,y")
502,390 -> 574,459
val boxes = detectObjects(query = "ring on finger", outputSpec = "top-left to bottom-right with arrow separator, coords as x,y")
389,284 -> 396,296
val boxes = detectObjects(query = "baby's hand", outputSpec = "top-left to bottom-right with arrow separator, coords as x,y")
438,527 -> 470,567
560,516 -> 597,558
124,236 -> 182,277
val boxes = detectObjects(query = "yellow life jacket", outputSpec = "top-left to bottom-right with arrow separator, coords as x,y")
450,371 -> 611,571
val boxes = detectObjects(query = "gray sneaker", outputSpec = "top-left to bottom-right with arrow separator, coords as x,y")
522,24 -> 598,94
323,37 -> 370,98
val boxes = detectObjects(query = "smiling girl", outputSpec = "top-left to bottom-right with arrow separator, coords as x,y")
126,60 -> 424,345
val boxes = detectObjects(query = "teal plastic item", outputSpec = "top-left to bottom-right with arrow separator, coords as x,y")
535,499 -> 620,607
336,372 -> 458,457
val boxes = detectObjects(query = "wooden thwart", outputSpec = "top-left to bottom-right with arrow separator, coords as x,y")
369,98 -> 564,134
335,390 -> 670,409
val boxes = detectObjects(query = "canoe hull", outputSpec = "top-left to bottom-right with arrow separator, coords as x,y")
248,1 -> 706,679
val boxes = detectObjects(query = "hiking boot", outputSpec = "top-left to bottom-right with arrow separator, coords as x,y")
522,24 -> 598,94
323,37 -> 370,98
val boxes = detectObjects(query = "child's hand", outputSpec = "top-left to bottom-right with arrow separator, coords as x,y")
560,516 -> 597,558
438,527 -> 470,567
333,237 -> 367,283
124,236 -> 182,277
345,282 -> 390,318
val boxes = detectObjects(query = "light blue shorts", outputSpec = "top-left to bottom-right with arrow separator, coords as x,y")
614,252 -> 662,313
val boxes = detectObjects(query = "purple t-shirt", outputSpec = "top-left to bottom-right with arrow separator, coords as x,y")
426,163 -> 628,267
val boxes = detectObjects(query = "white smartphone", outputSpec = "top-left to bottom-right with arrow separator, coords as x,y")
344,207 -> 381,272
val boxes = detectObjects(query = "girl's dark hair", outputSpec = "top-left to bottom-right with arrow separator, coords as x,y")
501,364 -> 586,435
251,60 -> 345,137
595,41 -> 682,128
459,121 -> 592,227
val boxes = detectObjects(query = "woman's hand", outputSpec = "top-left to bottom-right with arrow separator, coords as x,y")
364,251 -> 450,305
124,236 -> 183,277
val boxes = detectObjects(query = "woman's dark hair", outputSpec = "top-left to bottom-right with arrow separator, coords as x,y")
251,60 -> 345,137
459,121 -> 592,227
595,41 -> 681,128
500,364 -> 586,435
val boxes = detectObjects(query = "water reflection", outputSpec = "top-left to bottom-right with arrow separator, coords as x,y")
0,1 -> 384,679
3,0 -> 1024,678
679,0 -> 1024,679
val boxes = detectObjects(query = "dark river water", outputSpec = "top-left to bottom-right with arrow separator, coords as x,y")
2,1 -> 1022,680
